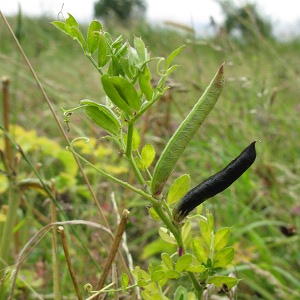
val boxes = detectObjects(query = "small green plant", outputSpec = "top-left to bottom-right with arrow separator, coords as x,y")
51,14 -> 256,299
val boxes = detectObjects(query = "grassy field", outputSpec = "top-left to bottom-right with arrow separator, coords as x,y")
1,13 -> 300,299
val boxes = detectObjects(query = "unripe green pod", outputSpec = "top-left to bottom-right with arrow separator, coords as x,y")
151,64 -> 224,196
173,141 -> 256,223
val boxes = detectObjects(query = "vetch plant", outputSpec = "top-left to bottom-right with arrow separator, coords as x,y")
52,14 -> 257,299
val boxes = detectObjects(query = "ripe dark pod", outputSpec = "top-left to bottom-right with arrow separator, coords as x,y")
173,141 -> 257,223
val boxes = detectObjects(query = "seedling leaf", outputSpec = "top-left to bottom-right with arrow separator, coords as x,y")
168,174 -> 191,205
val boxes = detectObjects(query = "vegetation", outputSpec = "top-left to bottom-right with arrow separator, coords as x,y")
218,0 -> 273,40
94,0 -> 146,22
0,8 -> 300,300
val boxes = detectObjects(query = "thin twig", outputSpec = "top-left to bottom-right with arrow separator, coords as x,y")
58,226 -> 82,300
112,263 -> 119,300
111,193 -> 140,300
51,181 -> 61,299
96,209 -> 130,291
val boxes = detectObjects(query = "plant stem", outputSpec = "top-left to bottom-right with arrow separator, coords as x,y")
58,226 -> 83,300
51,182 -> 62,300
0,77 -> 20,270
2,77 -> 12,163
132,91 -> 163,122
69,147 -> 155,203
126,122 -> 147,188
0,181 -> 19,269
96,210 -> 130,291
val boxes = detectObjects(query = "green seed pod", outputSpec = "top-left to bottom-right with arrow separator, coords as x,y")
151,64 -> 224,196
172,141 -> 257,223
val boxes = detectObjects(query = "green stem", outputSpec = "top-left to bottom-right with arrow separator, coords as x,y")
86,55 -> 103,75
69,147 -> 155,203
132,91 -> 163,122
126,122 -> 148,188
72,140 -> 204,296
125,122 -> 134,158
124,122 -> 203,296
0,177 -> 19,269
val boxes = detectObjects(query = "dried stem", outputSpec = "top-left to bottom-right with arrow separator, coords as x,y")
58,226 -> 82,300
2,76 -> 12,164
96,209 -> 130,291
51,181 -> 61,300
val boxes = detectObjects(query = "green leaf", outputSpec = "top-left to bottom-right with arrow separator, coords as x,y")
214,227 -> 231,251
187,292 -> 197,300
182,221 -> 191,244
151,64 -> 224,195
120,57 -> 137,80
139,66 -> 153,101
185,264 -> 206,273
192,238 -> 208,264
200,219 -> 211,247
127,46 -> 139,64
80,100 -> 120,136
98,32 -> 110,67
151,270 -> 165,282
142,291 -> 165,300
108,55 -> 124,76
158,227 -> 177,245
165,45 -> 185,69
51,21 -> 69,35
148,207 -> 161,221
109,76 -> 141,110
121,273 -> 129,291
65,13 -> 78,27
213,247 -> 234,268
175,253 -> 193,272
84,106 -> 118,136
161,253 -> 173,270
207,212 -> 214,230
140,143 -> 156,170
101,74 -> 133,115
68,27 -> 86,50
134,36 -> 147,62
168,174 -> 191,205
87,20 -> 102,54
196,204 -> 203,216
207,275 -> 238,289
132,128 -> 140,151
132,266 -> 150,281
137,279 -> 150,287
165,270 -> 180,279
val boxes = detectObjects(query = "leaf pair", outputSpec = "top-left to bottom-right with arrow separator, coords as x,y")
101,74 -> 141,116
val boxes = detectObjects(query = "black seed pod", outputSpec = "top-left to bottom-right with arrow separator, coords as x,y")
173,141 -> 257,223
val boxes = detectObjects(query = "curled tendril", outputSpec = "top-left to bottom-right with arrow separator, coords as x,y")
70,137 -> 90,147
